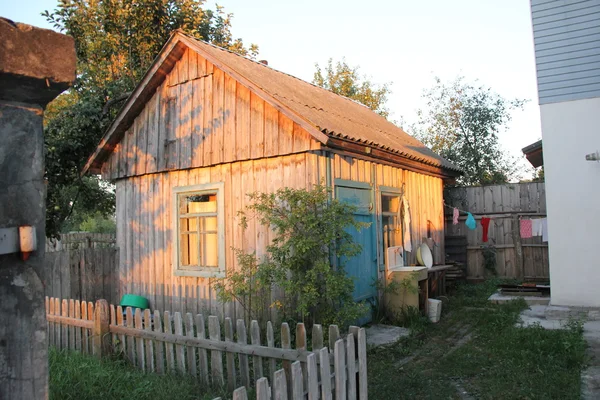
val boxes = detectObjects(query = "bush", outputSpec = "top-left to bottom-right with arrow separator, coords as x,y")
215,185 -> 369,328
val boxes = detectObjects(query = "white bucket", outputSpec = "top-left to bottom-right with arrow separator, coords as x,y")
428,299 -> 442,323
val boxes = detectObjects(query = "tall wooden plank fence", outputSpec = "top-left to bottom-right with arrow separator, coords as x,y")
444,182 -> 548,281
44,247 -> 119,305
46,297 -> 368,400
46,232 -> 116,252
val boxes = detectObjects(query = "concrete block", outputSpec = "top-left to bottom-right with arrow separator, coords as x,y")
488,291 -> 550,306
0,17 -> 76,106
365,324 -> 410,347
545,305 -> 588,320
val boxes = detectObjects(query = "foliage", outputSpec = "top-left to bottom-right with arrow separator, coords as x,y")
43,1 -> 258,97
78,215 -> 116,234
532,166 -> 545,182
44,92 -> 116,237
49,348 -> 226,400
412,76 -> 526,185
372,270 -> 425,325
215,185 -> 369,328
313,58 -> 392,118
42,0 -> 258,237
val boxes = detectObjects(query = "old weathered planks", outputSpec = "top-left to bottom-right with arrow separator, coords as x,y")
44,247 -> 119,306
47,298 -> 369,399
114,152 -> 339,323
102,54 -> 321,181
445,183 -> 548,280
224,318 -> 237,391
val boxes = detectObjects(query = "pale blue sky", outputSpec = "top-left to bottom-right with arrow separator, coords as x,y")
1,0 -> 541,173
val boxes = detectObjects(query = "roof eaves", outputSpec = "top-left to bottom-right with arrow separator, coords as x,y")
522,140 -> 542,155
322,128 -> 462,173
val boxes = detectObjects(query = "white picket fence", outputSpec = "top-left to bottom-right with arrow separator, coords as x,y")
46,297 -> 368,399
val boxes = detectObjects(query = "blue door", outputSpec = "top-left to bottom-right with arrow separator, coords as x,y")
336,181 -> 378,323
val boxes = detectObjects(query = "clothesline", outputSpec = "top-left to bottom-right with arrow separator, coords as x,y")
443,203 -> 547,219
444,201 -> 548,242
443,202 -> 470,215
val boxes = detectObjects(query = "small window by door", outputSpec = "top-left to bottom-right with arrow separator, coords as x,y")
381,191 -> 402,268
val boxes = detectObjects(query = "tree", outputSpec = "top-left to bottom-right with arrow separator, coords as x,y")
42,0 -> 258,236
313,58 -> 391,118
412,77 -> 526,185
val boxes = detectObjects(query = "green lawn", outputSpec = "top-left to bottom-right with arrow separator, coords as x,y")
368,280 -> 587,399
49,348 -> 226,400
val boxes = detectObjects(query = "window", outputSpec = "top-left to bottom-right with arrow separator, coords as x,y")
380,189 -> 402,268
173,182 -> 225,277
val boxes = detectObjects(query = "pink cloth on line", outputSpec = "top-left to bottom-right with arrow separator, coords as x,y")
453,208 -> 459,225
520,219 -> 532,239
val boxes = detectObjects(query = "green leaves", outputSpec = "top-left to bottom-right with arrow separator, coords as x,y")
313,58 -> 392,118
42,0 -> 259,236
413,76 -> 526,185
215,185 -> 368,328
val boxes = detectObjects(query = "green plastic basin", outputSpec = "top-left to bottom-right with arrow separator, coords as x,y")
120,294 -> 149,310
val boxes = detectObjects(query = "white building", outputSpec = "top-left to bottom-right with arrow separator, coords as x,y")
530,0 -> 600,307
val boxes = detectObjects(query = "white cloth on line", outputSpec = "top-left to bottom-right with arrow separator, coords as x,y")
531,219 -> 542,237
402,196 -> 412,252
541,218 -> 548,242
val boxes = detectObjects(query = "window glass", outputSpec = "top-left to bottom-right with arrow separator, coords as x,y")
174,184 -> 223,277
381,193 -> 402,267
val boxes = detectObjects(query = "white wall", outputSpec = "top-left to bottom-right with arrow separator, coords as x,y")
541,97 -> 600,307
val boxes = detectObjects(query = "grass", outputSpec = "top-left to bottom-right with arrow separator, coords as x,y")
49,280 -> 587,399
49,348 -> 227,400
368,279 -> 587,399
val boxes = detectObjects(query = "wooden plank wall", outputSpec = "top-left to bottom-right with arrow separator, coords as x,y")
444,182 -> 548,280
114,150 -> 446,320
329,153 -> 446,269
102,48 -> 320,181
116,152 -> 322,321
44,248 -> 119,305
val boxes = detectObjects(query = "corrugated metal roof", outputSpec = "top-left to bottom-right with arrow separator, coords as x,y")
185,35 -> 459,172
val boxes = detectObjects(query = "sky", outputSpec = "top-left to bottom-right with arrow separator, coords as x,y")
1,0 -> 542,176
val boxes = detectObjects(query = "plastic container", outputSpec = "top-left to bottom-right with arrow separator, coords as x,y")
428,299 -> 442,323
120,294 -> 149,310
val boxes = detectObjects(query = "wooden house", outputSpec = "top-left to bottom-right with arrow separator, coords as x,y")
83,31 -> 460,321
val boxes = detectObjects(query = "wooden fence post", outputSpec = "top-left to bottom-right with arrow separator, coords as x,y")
281,322 -> 292,395
334,339 -> 347,400
346,333 -> 356,399
511,215 -> 524,279
319,347 -> 332,400
224,318 -> 237,391
232,386 -> 248,400
267,321 -> 277,384
357,328 -> 368,400
291,361 -> 303,399
306,353 -> 319,400
256,377 -> 270,400
273,369 -> 288,400
237,319 -> 250,388
93,299 -> 110,358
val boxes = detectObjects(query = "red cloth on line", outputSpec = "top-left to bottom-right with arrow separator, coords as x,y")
481,217 -> 491,242
520,219 -> 532,238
